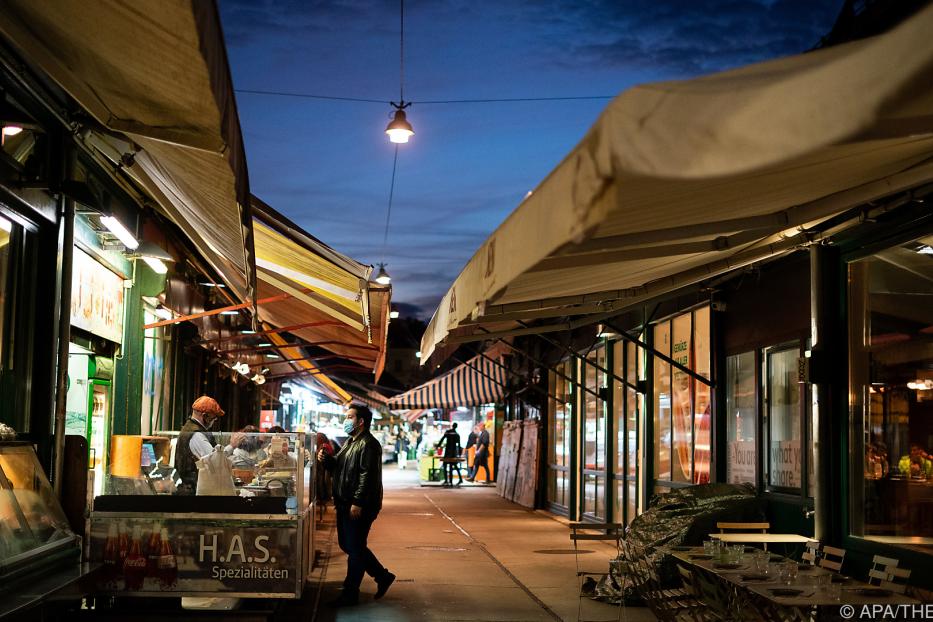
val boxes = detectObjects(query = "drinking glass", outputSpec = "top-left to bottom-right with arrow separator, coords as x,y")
780,560 -> 798,585
754,551 -> 770,573
731,544 -> 745,563
703,540 -> 715,555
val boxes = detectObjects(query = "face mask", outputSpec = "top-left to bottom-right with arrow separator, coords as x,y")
343,419 -> 356,435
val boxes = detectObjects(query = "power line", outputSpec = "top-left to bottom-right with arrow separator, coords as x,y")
234,88 -> 614,105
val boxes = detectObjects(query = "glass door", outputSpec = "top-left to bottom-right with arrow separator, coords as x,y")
581,347 -> 607,521
613,339 -> 644,525
546,361 -> 572,512
88,379 -> 111,497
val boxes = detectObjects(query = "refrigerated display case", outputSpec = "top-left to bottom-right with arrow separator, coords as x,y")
0,442 -> 81,583
65,349 -> 112,498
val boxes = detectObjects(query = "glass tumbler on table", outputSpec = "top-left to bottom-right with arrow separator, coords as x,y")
780,560 -> 798,585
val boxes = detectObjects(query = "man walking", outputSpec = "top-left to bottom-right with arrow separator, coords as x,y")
467,422 -> 492,482
435,422 -> 463,486
318,405 -> 395,606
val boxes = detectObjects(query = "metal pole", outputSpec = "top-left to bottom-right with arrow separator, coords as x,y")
52,197 -> 75,498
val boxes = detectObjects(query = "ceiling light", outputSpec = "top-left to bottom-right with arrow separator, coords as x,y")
389,310 -> 400,319
261,367 -> 270,373
257,342 -> 273,347
917,245 -> 933,255
200,282 -> 226,288
385,108 -> 414,144
251,373 -> 266,385
375,263 -> 391,285
142,256 -> 168,274
0,217 -> 11,233
266,353 -> 280,359
415,351 -> 421,359
2,125 -> 22,137
241,330 -> 256,335
100,215 -> 138,250
219,310 -> 239,316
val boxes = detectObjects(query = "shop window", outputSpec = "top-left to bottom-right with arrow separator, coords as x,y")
582,347 -> 607,519
766,346 -> 802,490
613,338 -> 644,525
547,361 -> 571,510
652,306 -> 711,491
849,235 -> 933,547
726,351 -> 757,485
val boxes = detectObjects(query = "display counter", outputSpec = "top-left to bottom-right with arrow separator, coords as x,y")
88,431 -> 315,599
0,441 -> 86,618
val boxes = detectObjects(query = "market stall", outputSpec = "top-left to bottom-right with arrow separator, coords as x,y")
87,432 -> 314,600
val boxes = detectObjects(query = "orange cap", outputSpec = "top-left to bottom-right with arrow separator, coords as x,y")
192,395 -> 224,416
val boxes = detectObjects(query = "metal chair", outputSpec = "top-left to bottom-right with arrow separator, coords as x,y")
623,542 -> 707,622
801,540 -> 819,565
868,554 -> 911,594
570,522 -> 624,622
818,545 -> 846,572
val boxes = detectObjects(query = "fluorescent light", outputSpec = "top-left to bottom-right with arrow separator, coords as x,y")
142,256 -> 168,274
918,245 -> 933,255
257,342 -> 273,347
1,126 -> 23,137
389,310 -> 400,319
153,305 -> 173,321
241,330 -> 256,335
100,215 -> 138,250
219,310 -> 239,316
200,282 -> 226,288
265,353 -> 280,359
415,351 -> 421,359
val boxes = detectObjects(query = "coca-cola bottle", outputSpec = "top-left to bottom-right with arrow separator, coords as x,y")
101,522 -> 120,588
117,523 -> 130,567
146,522 -> 161,577
123,525 -> 147,591
157,527 -> 178,590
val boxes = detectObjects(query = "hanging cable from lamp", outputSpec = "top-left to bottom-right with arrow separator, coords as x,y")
375,144 -> 399,286
385,0 -> 414,144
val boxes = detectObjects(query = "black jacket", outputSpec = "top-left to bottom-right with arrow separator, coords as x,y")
437,429 -> 462,458
323,429 -> 383,512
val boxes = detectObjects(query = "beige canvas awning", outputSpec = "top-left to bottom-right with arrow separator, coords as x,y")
253,199 -> 391,379
0,0 -> 255,301
422,4 -> 933,360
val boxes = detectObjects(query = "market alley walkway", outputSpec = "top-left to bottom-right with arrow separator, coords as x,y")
289,465 -> 655,622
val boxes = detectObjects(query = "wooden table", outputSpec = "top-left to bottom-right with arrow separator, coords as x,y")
709,533 -> 813,544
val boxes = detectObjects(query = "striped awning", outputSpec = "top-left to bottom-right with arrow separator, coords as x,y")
387,354 -> 507,409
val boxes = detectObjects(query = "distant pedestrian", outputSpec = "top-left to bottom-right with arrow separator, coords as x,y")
435,423 -> 463,486
467,423 -> 491,482
318,405 -> 395,606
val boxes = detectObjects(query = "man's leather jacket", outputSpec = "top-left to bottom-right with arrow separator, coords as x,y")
323,430 -> 383,512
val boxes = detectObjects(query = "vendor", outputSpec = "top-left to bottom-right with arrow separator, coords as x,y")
174,395 -> 227,495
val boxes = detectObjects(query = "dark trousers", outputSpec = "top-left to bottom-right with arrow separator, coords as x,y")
471,451 -> 490,480
443,460 -> 462,484
336,504 -> 388,593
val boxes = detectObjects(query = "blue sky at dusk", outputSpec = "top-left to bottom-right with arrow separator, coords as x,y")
219,0 -> 843,317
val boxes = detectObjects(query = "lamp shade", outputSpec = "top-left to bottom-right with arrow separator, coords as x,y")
375,263 -> 391,285
385,109 -> 414,143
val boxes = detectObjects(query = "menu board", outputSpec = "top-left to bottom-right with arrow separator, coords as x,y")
70,248 -> 125,343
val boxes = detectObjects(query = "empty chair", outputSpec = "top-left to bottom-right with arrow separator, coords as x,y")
801,540 -> 820,565
868,555 -> 911,594
623,543 -> 710,622
818,545 -> 846,572
569,522 -> 624,622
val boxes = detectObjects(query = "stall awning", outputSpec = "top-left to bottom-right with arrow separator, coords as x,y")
251,198 -> 390,379
421,5 -> 933,360
0,0 -> 255,301
263,331 -> 352,405
388,354 -> 507,409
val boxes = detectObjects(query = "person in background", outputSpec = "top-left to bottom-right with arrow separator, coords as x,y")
174,396 -> 228,495
436,423 -> 463,486
230,425 -> 266,469
315,432 -> 335,519
467,422 -> 492,483
395,430 -> 409,470
464,423 -> 479,475
318,405 -> 394,607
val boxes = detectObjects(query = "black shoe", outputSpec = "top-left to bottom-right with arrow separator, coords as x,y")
327,591 -> 359,607
456,480 -> 462,486
375,572 -> 396,600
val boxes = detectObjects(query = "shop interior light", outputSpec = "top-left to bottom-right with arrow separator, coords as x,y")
257,342 -> 273,347
597,323 -> 620,339
0,217 -> 11,233
389,310 -> 400,319
261,367 -> 270,373
918,245 -> 933,255
200,282 -> 226,288
415,351 -> 421,359
142,256 -> 168,274
1,125 -> 22,137
375,263 -> 391,285
241,329 -> 256,334
100,215 -> 139,250
265,353 -> 280,359
251,373 -> 266,385
219,310 -> 240,316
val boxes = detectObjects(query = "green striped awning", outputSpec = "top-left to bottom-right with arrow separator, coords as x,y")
387,354 -> 506,409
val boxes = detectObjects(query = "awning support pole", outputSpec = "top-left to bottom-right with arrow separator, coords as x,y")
601,319 -> 714,388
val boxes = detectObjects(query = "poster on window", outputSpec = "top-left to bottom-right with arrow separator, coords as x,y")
728,440 -> 756,484
70,248 -> 124,343
771,439 -> 801,488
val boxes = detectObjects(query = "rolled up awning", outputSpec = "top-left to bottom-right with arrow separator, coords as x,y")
421,5 -> 933,360
388,354 -> 507,409
0,0 -> 255,301
252,198 -> 390,379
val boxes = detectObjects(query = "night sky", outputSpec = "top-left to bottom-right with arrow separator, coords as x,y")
218,0 -> 843,318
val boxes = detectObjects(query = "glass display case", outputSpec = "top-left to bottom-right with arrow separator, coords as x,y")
0,441 -> 79,580
88,432 -> 316,599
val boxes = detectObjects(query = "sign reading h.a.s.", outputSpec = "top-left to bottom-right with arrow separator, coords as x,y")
199,533 -> 274,564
